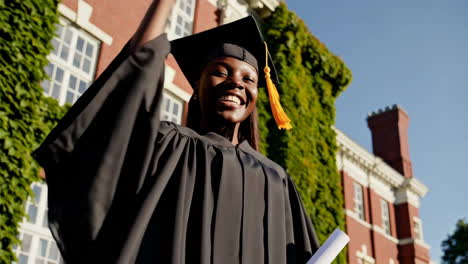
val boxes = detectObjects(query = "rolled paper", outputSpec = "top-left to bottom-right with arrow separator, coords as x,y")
307,229 -> 350,264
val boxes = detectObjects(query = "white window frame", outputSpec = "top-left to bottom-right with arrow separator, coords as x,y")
380,199 -> 391,235
160,91 -> 184,124
354,182 -> 365,221
42,17 -> 100,105
413,217 -> 424,240
166,0 -> 196,40
16,183 -> 65,264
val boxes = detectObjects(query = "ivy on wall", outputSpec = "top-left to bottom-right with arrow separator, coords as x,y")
0,0 -> 66,262
259,4 -> 352,263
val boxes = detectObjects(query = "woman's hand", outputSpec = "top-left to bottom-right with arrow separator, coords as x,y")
130,0 -> 177,51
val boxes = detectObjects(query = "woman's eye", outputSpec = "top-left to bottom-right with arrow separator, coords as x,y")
213,71 -> 227,77
244,77 -> 255,83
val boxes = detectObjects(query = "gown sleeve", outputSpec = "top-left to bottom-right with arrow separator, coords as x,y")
32,34 -> 171,263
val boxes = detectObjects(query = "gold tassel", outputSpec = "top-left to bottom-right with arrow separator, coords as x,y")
264,42 -> 292,130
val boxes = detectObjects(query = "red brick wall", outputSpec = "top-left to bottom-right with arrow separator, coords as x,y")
62,0 -> 78,12
193,0 -> 218,33
86,0 -> 153,77
346,216 -> 373,264
395,202 -> 419,239
374,231 -> 399,263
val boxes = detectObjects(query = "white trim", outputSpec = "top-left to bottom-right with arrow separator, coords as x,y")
164,66 -> 192,102
335,127 -> 428,208
248,0 -> 279,11
58,1 -> 113,45
395,187 -> 420,207
58,3 -> 76,21
372,225 -> 399,243
356,245 -> 375,264
398,238 -> 431,249
345,209 -> 371,228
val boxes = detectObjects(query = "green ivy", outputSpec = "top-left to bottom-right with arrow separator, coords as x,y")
0,0 -> 66,262
260,4 -> 352,263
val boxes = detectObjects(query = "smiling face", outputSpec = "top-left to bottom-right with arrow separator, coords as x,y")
197,56 -> 259,127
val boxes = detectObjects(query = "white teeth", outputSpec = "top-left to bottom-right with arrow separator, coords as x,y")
221,95 -> 241,104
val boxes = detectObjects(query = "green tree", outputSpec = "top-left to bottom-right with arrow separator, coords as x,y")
258,3 -> 352,263
0,0 -> 66,262
442,219 -> 468,264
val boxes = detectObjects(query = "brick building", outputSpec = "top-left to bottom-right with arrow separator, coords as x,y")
337,105 -> 430,264
15,0 -> 430,263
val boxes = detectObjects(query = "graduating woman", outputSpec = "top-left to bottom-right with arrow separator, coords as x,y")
33,0 -> 319,263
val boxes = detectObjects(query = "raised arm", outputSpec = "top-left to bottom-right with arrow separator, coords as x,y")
33,2 -> 177,262
130,0 -> 176,52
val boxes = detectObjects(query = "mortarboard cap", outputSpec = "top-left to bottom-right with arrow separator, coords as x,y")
171,16 -> 292,130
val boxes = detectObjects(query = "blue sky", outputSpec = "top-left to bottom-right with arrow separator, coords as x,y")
285,0 -> 468,262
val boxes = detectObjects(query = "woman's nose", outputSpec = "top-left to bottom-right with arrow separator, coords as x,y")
225,76 -> 244,90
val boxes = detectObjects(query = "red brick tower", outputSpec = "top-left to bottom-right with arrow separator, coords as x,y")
367,105 -> 430,264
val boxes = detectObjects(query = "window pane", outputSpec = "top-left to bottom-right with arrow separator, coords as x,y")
45,63 -> 54,76
52,84 -> 61,99
55,24 -> 63,37
165,98 -> 170,111
185,22 -> 191,31
41,80 -> 51,94
38,239 -> 48,257
173,103 -> 179,115
186,6 -> 191,15
66,92 -> 74,104
85,43 -> 94,57
73,53 -> 82,68
177,15 -> 183,24
48,243 -> 59,260
27,205 -> 38,223
32,185 -> 42,203
83,59 -> 91,73
55,68 -> 64,82
60,46 -> 69,60
79,80 -> 87,93
76,37 -> 84,52
175,26 -> 181,36
22,233 -> 33,252
69,75 -> 77,89
51,39 -> 60,55
19,254 -> 29,264
64,28 -> 73,44
36,259 -> 45,264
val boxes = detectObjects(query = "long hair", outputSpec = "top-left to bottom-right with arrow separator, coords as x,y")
186,96 -> 260,151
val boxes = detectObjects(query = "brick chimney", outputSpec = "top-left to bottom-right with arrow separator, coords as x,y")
367,105 -> 413,178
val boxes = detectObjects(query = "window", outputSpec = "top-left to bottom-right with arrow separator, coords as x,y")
353,182 -> 365,220
24,184 -> 46,225
160,92 -> 183,124
13,232 -> 33,264
42,18 -> 100,105
414,218 -> 423,240
16,183 -> 65,264
34,237 -> 64,264
166,0 -> 196,40
380,199 -> 391,235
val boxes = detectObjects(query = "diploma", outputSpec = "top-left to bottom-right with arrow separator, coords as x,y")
307,229 -> 350,264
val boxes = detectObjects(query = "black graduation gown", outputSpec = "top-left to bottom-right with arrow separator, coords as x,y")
33,34 -> 319,264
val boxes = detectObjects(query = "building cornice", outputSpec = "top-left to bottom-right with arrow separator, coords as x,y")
335,128 -> 428,204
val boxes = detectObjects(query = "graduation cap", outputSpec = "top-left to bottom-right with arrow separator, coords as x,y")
171,16 -> 292,130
